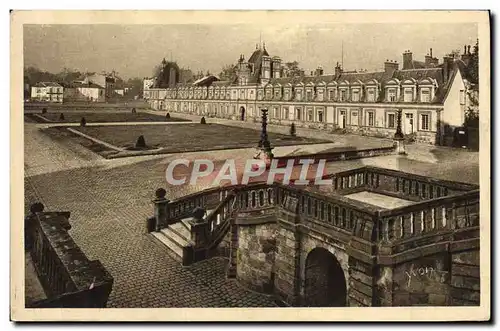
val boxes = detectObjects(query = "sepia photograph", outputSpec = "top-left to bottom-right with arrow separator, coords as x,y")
10,10 -> 490,322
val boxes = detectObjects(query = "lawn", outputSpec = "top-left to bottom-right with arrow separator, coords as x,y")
56,123 -> 331,158
26,112 -> 190,123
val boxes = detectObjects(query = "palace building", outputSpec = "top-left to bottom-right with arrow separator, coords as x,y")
144,44 -> 472,145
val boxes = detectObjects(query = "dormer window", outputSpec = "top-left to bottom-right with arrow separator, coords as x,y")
296,90 -> 302,101
351,90 -> 360,102
328,90 -> 335,101
257,90 -> 263,100
403,88 -> 413,102
306,90 -> 312,101
421,88 -> 431,102
387,88 -> 397,102
284,90 -> 290,100
340,89 -> 347,102
274,90 -> 280,99
367,88 -> 375,102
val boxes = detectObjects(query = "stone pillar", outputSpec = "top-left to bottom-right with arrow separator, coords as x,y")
152,188 -> 170,232
189,207 -> 209,248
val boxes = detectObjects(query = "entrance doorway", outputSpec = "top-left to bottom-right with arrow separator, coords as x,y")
404,113 -> 414,134
303,248 -> 347,307
339,111 -> 347,129
240,106 -> 246,121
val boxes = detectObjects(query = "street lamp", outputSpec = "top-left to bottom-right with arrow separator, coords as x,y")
393,109 -> 407,155
254,108 -> 274,167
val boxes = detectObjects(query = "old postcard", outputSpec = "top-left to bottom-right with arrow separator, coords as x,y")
11,10 -> 490,322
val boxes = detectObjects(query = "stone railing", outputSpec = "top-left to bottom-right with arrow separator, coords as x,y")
378,188 -> 479,237
147,170 -> 479,268
274,146 -> 397,168
329,166 -> 479,200
25,203 -> 113,308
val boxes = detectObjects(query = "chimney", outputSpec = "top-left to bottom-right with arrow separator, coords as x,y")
402,50 -> 413,70
468,45 -> 471,55
310,71 -> 314,76
464,45 -> 467,55
315,66 -> 324,76
384,59 -> 399,75
443,56 -> 454,83
425,48 -> 434,65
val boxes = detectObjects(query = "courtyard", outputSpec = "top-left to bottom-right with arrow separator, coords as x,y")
42,123 -> 331,158
25,111 -> 190,123
23,109 -> 479,308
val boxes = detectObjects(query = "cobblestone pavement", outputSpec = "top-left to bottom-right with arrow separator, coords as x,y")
23,116 -> 479,308
24,123 -> 278,307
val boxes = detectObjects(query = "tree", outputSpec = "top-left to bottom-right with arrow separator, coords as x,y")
468,39 -> 479,84
449,49 -> 461,59
179,68 -> 194,84
290,123 -> 296,136
219,64 -> 237,82
135,135 -> 147,148
283,61 -> 304,77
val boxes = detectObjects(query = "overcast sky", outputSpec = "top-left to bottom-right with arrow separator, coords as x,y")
24,23 -> 477,79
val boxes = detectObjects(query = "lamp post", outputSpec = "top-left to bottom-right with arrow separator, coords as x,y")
255,108 -> 274,166
393,109 -> 407,155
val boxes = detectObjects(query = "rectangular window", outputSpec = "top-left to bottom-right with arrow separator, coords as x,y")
420,114 -> 430,131
296,90 -> 302,101
273,107 -> 279,119
351,90 -> 359,102
282,107 -> 289,120
388,88 -> 397,102
296,108 -> 302,120
387,113 -> 396,128
275,91 -> 280,99
367,88 -> 375,102
317,110 -> 324,122
308,108 -> 314,121
351,111 -> 358,126
284,90 -> 289,100
460,89 -> 465,105
340,90 -> 347,101
404,88 -> 413,102
367,111 -> 375,127
306,91 -> 312,101
328,90 -> 334,101
421,89 -> 430,102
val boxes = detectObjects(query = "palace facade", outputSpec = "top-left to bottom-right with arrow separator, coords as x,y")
144,45 -> 471,145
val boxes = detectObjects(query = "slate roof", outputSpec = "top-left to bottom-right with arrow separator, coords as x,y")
61,82 -> 104,89
33,82 -> 62,88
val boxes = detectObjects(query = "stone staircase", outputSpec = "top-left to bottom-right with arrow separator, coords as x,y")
151,219 -> 193,263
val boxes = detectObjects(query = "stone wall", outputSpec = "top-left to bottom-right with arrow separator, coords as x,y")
274,227 -> 299,305
236,223 -> 278,294
390,253 -> 451,306
450,250 -> 480,305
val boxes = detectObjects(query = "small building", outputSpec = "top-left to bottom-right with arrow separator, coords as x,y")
62,81 -> 106,102
30,82 -> 63,103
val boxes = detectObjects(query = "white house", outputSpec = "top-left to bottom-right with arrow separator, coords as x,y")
30,82 -> 63,103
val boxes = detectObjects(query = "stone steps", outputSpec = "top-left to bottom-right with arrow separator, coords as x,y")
150,208 -> 217,264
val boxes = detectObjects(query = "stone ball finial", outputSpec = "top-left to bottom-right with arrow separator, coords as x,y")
155,188 -> 167,199
30,202 -> 45,214
192,207 -> 205,221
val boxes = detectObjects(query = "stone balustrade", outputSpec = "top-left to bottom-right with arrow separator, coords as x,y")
330,166 -> 479,200
25,204 -> 113,308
